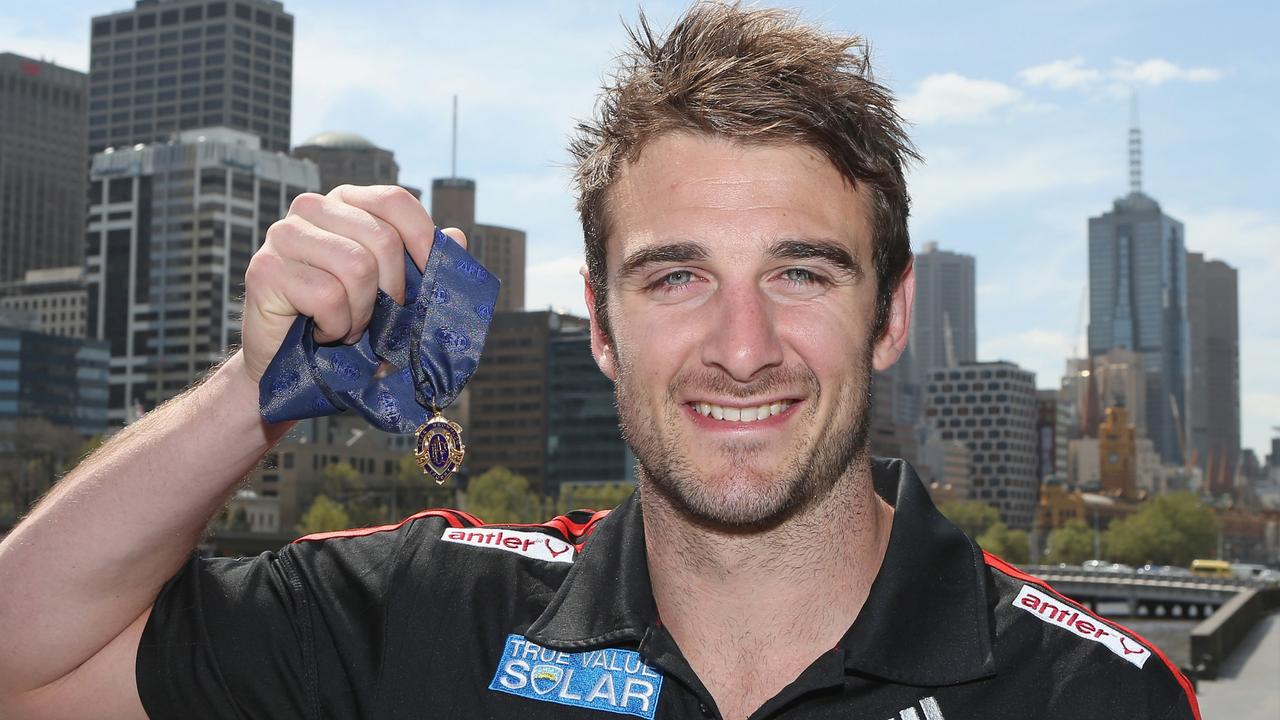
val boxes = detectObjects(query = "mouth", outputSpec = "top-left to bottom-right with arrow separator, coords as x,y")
686,399 -> 797,424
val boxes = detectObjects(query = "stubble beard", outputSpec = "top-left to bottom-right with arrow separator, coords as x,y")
615,344 -> 874,531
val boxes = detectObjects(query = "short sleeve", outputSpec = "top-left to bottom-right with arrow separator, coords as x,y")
136,550 -> 316,719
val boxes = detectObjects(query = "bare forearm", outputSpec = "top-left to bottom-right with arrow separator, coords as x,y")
0,349 -> 294,694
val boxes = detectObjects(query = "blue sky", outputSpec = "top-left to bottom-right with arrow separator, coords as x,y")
7,1 -> 1278,456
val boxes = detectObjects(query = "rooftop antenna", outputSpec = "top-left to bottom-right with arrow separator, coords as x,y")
451,95 -> 458,179
1128,90 -> 1142,194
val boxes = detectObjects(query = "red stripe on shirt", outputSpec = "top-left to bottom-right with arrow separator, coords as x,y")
983,550 -> 1201,720
292,508 -> 468,543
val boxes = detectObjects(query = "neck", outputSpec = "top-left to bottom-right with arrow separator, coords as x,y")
639,458 -> 894,713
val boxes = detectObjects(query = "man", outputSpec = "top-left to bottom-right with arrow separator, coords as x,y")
0,4 -> 1198,719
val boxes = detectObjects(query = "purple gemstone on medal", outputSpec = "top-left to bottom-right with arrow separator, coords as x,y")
428,433 -> 450,468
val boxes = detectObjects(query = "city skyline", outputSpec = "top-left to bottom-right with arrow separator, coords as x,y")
4,1 -> 1276,455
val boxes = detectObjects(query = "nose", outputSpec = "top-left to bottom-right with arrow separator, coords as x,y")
700,282 -> 784,382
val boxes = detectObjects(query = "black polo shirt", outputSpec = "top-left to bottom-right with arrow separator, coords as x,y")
138,459 -> 1200,719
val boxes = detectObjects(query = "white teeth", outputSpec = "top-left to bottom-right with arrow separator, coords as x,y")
692,401 -> 792,423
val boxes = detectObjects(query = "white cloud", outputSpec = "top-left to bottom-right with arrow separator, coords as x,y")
908,138 -> 1111,222
899,73 -> 1022,125
1114,59 -> 1223,86
1016,57 -> 1224,94
1019,57 -> 1102,90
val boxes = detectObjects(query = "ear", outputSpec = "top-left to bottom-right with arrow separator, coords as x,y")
582,265 -> 618,381
872,259 -> 914,373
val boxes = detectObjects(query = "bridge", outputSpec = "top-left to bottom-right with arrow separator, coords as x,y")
1022,565 -> 1265,619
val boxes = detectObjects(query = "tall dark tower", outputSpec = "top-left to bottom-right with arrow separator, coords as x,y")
1086,105 -> 1190,464
0,54 -> 87,282
87,0 -> 294,154
1186,252 -> 1240,494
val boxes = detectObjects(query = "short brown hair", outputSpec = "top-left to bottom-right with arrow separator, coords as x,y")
570,1 -> 919,338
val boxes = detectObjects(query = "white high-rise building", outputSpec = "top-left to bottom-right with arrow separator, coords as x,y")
86,127 -> 317,423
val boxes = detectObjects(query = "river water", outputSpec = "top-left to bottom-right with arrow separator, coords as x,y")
1096,601 -> 1197,668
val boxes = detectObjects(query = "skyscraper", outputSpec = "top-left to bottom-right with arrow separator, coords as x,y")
909,242 -> 976,384
0,54 -> 87,283
467,310 -> 592,492
87,0 -> 294,155
546,326 -> 630,491
1186,252 -> 1240,494
924,361 -> 1039,529
1087,121 -> 1189,464
86,127 -> 317,422
291,131 -> 421,198
430,178 -> 526,312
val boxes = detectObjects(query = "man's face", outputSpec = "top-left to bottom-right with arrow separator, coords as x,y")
587,132 -> 910,528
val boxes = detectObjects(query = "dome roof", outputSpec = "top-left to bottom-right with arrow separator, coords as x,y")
297,131 -> 378,150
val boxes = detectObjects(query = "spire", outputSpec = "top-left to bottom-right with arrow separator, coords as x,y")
451,95 -> 458,179
1128,91 -> 1142,194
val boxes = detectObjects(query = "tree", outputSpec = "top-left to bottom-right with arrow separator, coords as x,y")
465,466 -> 539,524
394,454 -> 457,514
1045,520 -> 1096,565
226,506 -> 252,532
937,500 -> 1001,538
977,522 -> 1030,564
1102,493 -> 1217,566
321,461 -> 364,497
298,494 -> 351,534
0,418 -> 89,519
557,482 -> 634,514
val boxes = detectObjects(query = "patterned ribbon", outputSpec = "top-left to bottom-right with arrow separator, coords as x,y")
258,228 -> 500,433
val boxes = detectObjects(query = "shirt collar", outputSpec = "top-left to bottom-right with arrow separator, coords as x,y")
526,458 -> 995,686
838,458 -> 995,685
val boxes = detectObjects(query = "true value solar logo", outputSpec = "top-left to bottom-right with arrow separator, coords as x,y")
489,634 -> 664,718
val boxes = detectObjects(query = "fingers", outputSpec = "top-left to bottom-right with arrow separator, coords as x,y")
329,185 -> 439,271
289,191 -> 408,305
273,257 -> 355,344
440,226 -> 468,251
265,213 -> 377,344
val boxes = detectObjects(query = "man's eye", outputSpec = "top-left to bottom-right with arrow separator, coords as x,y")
661,270 -> 695,286
781,268 -> 822,285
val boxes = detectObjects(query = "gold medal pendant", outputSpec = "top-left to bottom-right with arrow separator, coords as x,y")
414,410 -> 465,484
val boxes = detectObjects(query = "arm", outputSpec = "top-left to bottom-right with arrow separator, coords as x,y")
0,185 -> 453,718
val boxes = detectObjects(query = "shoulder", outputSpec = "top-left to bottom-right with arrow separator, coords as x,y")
981,551 -> 1201,720
283,507 -> 612,593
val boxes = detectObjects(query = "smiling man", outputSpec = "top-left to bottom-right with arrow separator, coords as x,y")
0,3 -> 1200,720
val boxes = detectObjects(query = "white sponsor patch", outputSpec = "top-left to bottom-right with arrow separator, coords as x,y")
442,527 -> 575,564
1014,585 -> 1150,668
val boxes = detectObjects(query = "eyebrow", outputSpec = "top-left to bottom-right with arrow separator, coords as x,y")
616,241 -> 709,280
768,239 -> 864,280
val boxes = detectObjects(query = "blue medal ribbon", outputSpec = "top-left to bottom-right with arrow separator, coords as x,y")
258,228 -> 500,433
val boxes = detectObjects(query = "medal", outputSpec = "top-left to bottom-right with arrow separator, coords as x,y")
414,409 -> 465,484
259,227 -> 500,488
